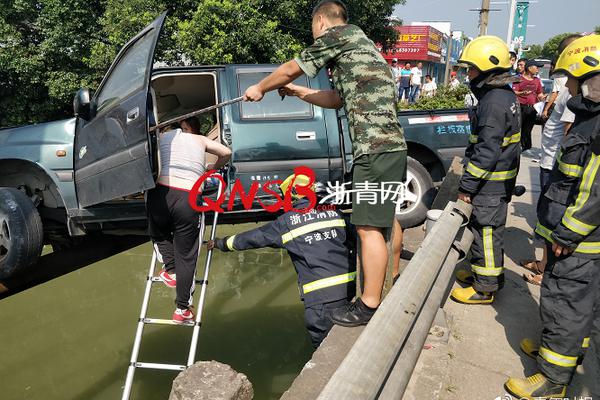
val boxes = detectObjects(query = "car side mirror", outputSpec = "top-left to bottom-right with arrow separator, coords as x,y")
73,88 -> 91,120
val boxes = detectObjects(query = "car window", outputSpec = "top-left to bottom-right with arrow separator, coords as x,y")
95,31 -> 155,113
237,72 -> 313,120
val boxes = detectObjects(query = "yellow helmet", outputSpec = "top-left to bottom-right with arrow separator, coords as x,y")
458,35 -> 511,73
554,34 -> 600,80
280,173 -> 313,199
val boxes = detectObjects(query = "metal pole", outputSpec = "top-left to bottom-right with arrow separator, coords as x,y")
317,201 -> 472,400
186,180 -> 223,366
122,251 -> 157,400
506,0 -> 517,46
377,228 -> 474,399
444,31 -> 454,85
479,0 -> 491,36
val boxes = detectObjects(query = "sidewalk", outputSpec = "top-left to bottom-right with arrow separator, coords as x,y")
404,126 -> 600,400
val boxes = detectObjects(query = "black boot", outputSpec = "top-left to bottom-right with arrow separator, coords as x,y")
330,298 -> 377,327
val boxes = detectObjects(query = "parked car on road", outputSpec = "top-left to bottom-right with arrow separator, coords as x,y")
0,12 -> 470,278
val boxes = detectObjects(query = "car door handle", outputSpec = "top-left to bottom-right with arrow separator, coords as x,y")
127,107 -> 140,124
296,131 -> 316,141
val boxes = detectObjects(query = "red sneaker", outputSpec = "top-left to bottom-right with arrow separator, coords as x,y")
158,269 -> 176,288
172,308 -> 194,324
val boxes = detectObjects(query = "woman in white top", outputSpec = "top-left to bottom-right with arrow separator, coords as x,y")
421,75 -> 437,97
147,117 -> 231,324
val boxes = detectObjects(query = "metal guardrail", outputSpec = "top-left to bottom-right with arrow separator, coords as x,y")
317,200 -> 472,400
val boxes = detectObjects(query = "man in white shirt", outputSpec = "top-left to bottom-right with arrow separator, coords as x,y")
539,86 -> 575,192
421,74 -> 437,97
409,62 -> 423,103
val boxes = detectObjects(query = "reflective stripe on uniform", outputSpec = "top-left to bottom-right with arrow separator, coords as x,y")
226,235 -> 237,251
466,162 -> 518,181
563,153 -> 600,235
471,264 -> 504,276
583,337 -> 590,348
302,271 -> 356,294
557,155 -> 584,178
539,346 -> 578,368
483,227 -> 495,268
562,213 -> 596,236
575,241 -> 600,254
468,132 -> 520,147
281,219 -> 346,244
502,131 -> 521,147
535,222 -> 553,242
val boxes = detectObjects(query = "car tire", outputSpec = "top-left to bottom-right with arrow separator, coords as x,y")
0,187 -> 44,278
396,157 -> 436,228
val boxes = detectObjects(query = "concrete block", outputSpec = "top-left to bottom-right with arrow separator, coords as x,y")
169,361 -> 253,400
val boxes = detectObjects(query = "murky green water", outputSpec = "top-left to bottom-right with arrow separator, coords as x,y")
0,223 -> 313,400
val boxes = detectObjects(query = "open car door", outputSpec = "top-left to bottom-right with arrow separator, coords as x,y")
74,12 -> 167,207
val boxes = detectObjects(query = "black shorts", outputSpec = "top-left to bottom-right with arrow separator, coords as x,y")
351,150 -> 407,228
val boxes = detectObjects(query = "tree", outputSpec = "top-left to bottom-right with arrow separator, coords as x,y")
523,44 -> 543,59
595,25 -> 600,34
1,0 -> 407,128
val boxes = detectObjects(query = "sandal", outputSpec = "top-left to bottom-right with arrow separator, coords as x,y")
519,259 -> 543,275
522,273 -> 542,286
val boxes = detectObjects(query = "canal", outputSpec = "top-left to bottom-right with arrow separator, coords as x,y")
0,223 -> 314,400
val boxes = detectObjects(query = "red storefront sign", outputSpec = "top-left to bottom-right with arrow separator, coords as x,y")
380,26 -> 443,62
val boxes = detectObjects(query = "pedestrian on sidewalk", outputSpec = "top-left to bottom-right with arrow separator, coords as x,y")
409,61 -> 423,103
450,36 -> 521,305
513,59 -> 545,153
243,0 -> 407,326
399,62 -> 412,103
521,34 -> 582,287
506,34 -> 600,399
208,174 -> 356,347
390,58 -> 402,100
147,117 -> 231,324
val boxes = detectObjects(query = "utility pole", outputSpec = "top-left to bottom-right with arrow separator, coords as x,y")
479,0 -> 491,36
506,0 -> 517,46
444,32 -> 454,85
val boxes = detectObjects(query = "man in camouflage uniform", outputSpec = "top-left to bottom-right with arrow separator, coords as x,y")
244,0 -> 407,325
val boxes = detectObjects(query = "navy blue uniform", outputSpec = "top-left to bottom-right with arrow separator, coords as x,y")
214,199 -> 356,347
460,73 -> 521,293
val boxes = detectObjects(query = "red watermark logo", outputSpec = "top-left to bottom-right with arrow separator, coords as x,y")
188,166 -> 318,213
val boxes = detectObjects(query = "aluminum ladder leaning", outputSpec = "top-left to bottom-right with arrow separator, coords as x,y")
121,180 -> 223,400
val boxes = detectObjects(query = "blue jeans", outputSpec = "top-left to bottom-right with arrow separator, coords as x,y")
399,86 -> 410,101
409,85 -> 421,103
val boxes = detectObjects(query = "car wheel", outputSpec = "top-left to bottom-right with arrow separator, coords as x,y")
0,187 -> 44,278
396,157 -> 435,228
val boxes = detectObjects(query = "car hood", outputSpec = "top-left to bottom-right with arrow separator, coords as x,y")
0,118 -> 76,147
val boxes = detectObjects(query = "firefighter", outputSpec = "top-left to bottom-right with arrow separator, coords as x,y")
505,34 -> 600,400
208,174 -> 356,347
450,36 -> 521,304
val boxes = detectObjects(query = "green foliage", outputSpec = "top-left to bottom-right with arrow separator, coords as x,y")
0,0 -> 406,128
595,26 -> 600,35
540,33 -> 575,59
406,84 -> 470,111
523,44 -> 543,59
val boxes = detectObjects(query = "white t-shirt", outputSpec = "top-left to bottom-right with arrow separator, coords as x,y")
410,67 -> 422,85
540,87 -> 576,170
422,81 -> 437,97
450,78 -> 461,89
390,66 -> 402,86
552,76 -> 568,93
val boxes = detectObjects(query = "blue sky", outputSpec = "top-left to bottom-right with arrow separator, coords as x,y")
393,0 -> 600,45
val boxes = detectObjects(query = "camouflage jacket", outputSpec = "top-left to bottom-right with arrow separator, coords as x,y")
295,24 -> 407,159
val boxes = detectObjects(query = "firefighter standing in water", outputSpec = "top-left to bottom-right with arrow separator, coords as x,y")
208,174 -> 357,347
505,34 -> 600,399
451,36 -> 521,304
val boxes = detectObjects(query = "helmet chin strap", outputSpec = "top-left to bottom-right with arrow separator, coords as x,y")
581,74 -> 600,103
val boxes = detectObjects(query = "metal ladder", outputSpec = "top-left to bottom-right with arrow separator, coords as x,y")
121,183 -> 222,400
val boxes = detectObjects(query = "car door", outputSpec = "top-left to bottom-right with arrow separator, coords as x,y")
223,65 -> 331,192
74,12 -> 167,207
